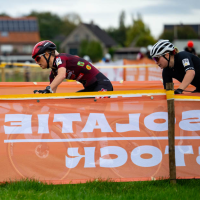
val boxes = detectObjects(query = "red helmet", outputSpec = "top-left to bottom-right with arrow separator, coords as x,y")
187,41 -> 194,48
32,40 -> 56,59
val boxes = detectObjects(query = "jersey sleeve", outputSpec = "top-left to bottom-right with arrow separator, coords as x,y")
162,68 -> 173,89
180,53 -> 195,72
55,56 -> 67,68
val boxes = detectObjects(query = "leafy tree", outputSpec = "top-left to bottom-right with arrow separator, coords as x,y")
106,11 -> 127,47
106,27 -> 121,45
62,13 -> 81,25
108,47 -> 115,58
118,11 -> 127,46
79,40 -> 88,57
61,13 -> 81,36
26,11 -> 80,40
126,14 -> 155,47
159,30 -> 174,42
136,34 -> 156,47
0,12 -> 10,17
27,11 -> 63,40
28,11 -> 62,40
79,40 -> 103,63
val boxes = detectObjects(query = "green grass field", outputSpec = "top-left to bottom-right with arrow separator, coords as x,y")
0,179 -> 200,200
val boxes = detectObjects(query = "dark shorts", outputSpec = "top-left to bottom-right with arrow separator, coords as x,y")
77,73 -> 113,92
77,80 -> 113,92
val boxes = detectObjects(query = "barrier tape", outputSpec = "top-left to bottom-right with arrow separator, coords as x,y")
166,90 -> 174,100
0,62 -> 157,69
0,89 -> 166,100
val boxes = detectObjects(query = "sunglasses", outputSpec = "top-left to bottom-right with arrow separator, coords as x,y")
35,53 -> 45,62
153,52 -> 169,63
153,56 -> 161,62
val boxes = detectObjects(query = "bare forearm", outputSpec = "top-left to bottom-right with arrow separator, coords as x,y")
179,70 -> 195,90
49,75 -> 65,92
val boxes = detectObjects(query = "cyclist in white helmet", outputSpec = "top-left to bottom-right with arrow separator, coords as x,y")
151,39 -> 200,94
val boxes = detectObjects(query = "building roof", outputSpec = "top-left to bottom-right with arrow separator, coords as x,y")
115,47 -> 140,53
83,23 -> 117,47
0,17 -> 39,32
0,17 -> 40,44
164,24 -> 200,36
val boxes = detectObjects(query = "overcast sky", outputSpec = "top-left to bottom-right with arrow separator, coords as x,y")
1,0 -> 200,39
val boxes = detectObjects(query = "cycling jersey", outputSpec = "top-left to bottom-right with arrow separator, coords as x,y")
162,51 -> 200,90
49,53 -> 113,92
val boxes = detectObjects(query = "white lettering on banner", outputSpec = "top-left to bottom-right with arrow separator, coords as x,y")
131,146 -> 162,167
81,113 -> 113,132
116,114 -> 140,132
179,110 -> 200,131
65,146 -> 164,169
54,114 -> 81,133
64,145 -> 199,169
38,114 -> 49,134
165,146 -> 194,166
144,112 -> 169,131
65,147 -> 95,168
99,146 -> 127,167
4,114 -> 32,134
3,110 -> 200,134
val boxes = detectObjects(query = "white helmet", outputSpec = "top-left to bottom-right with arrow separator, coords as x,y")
83,55 -> 91,62
147,45 -> 153,52
150,40 -> 174,57
140,47 -> 147,54
105,53 -> 111,60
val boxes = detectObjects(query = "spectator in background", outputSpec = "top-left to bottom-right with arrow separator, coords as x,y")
23,61 -> 30,82
102,53 -> 111,63
146,45 -> 153,59
184,40 -> 197,56
83,55 -> 92,63
137,47 -> 147,60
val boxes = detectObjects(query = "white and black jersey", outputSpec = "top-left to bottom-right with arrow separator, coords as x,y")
163,51 -> 200,90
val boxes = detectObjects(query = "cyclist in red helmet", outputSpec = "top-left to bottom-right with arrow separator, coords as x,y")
184,40 -> 197,56
32,40 -> 113,94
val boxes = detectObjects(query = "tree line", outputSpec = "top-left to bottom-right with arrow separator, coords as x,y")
0,11 -> 199,61
2,11 -> 197,46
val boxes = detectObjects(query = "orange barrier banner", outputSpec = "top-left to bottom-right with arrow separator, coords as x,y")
0,81 -> 196,95
123,58 -> 161,81
0,95 -> 200,184
123,58 -> 162,81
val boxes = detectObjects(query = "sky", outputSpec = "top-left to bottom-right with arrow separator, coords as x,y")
1,0 -> 200,39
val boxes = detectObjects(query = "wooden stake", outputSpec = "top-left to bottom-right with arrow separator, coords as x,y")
166,82 -> 176,184
1,66 -> 5,82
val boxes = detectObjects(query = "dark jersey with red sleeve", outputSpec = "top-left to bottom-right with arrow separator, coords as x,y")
49,53 -> 101,87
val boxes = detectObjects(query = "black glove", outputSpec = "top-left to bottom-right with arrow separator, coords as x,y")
33,86 -> 53,94
33,90 -> 38,94
174,88 -> 183,94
